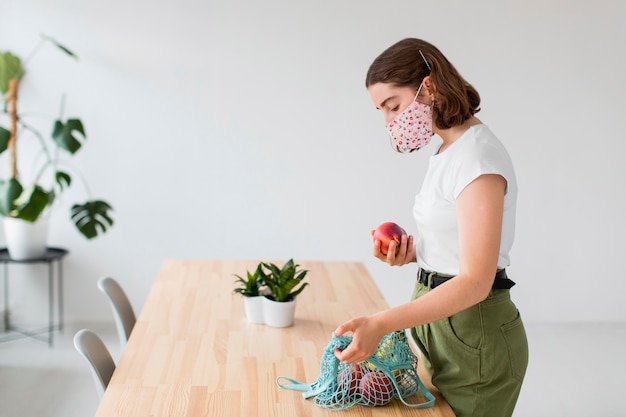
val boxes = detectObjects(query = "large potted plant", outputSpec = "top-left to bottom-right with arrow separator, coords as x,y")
233,263 -> 266,324
261,259 -> 309,328
0,35 -> 114,259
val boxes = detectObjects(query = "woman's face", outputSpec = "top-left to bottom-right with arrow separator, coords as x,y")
368,80 -> 432,125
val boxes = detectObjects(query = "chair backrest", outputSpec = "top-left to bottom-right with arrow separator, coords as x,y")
73,329 -> 116,400
97,276 -> 136,349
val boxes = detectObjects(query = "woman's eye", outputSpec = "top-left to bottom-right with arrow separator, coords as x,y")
391,105 -> 399,112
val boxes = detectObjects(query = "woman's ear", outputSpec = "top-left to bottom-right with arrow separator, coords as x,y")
423,76 -> 436,100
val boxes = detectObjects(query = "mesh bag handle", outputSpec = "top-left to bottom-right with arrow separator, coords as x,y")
277,331 -> 435,410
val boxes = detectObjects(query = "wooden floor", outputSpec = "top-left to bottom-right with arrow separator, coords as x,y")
0,321 -> 624,417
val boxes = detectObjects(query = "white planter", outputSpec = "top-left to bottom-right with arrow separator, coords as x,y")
3,217 -> 49,260
243,296 -> 265,324
263,296 -> 297,328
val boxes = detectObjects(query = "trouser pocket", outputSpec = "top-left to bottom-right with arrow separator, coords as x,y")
500,312 -> 528,383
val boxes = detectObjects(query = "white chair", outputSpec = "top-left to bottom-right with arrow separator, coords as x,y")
73,329 -> 116,400
97,276 -> 136,349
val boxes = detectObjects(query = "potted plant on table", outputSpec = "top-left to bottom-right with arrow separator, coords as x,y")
233,263 -> 266,324
261,259 -> 309,328
0,35 -> 114,260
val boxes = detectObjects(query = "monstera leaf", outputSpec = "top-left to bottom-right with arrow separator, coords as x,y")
55,171 -> 72,190
0,178 -> 23,216
0,127 -> 10,153
0,178 -> 52,221
52,119 -> 86,154
13,185 -> 52,222
71,200 -> 114,239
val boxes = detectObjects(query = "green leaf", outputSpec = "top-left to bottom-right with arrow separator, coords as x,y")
0,52 -> 24,95
13,185 -> 51,222
0,126 -> 10,154
52,118 -> 86,154
55,171 -> 72,190
0,178 -> 23,216
40,34 -> 78,60
261,259 -> 309,302
71,200 -> 114,239
289,282 -> 309,299
232,264 -> 266,297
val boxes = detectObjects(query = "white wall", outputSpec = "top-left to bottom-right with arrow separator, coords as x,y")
0,0 -> 624,326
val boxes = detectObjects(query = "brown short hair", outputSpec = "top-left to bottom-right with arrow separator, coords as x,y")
365,38 -> 481,129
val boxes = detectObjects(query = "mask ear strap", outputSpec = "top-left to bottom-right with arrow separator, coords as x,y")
413,83 -> 423,101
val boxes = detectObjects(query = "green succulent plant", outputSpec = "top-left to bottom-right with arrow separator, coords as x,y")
262,259 -> 309,302
0,34 -> 114,239
233,263 -> 266,297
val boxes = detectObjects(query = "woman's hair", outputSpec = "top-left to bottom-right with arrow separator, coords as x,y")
365,38 -> 481,129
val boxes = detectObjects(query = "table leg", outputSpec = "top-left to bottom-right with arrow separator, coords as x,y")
57,259 -> 64,332
3,263 -> 9,331
48,262 -> 54,347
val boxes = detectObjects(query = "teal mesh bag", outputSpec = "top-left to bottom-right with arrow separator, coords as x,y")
276,331 -> 435,410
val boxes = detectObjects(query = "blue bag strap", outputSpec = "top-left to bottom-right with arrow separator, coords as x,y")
389,370 -> 436,408
276,376 -> 334,399
276,333 -> 350,399
275,376 -> 311,392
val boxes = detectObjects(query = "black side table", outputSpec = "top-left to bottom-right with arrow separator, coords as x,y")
0,247 -> 69,346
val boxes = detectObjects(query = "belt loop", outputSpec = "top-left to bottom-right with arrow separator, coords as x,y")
427,271 -> 435,288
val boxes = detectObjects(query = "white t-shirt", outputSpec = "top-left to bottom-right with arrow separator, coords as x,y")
413,124 -> 517,275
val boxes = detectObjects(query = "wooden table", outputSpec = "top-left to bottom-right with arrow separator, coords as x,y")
95,260 -> 455,417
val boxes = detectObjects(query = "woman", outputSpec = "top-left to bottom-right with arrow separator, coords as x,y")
334,38 -> 528,417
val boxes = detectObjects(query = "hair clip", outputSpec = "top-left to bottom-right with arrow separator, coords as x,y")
419,49 -> 431,71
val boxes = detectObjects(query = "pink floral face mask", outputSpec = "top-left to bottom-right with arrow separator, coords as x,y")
386,81 -> 434,153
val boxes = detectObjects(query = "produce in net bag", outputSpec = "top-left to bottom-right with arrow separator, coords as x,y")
276,331 -> 435,410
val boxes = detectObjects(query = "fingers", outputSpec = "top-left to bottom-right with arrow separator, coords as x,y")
372,239 -> 385,260
391,234 -> 415,266
385,234 -> 406,266
334,324 -> 347,338
386,239 -> 399,263
333,333 -> 379,364
397,234 -> 408,258
373,233 -> 415,266
334,318 -> 359,338
334,339 -> 367,363
334,344 -> 359,363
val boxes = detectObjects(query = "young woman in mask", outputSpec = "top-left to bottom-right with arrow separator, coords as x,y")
334,38 -> 528,417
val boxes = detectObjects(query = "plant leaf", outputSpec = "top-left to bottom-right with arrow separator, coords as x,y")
0,52 -> 24,95
0,126 -> 10,154
13,185 -> 51,222
0,178 -> 23,216
261,259 -> 309,302
52,118 -> 86,154
289,282 -> 309,299
55,171 -> 72,190
232,263 -> 266,297
71,200 -> 114,239
40,34 -> 78,59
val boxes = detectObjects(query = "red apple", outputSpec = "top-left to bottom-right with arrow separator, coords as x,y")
337,364 -> 363,398
372,222 -> 406,255
359,371 -> 394,406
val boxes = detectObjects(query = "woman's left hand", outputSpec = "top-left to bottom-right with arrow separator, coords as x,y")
333,316 -> 386,364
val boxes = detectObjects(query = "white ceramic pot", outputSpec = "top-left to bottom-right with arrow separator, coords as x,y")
3,216 -> 49,260
263,296 -> 297,328
243,295 -> 265,324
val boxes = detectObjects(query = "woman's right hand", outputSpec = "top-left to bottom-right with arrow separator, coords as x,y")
372,232 -> 416,266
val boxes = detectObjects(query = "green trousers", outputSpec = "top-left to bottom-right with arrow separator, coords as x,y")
410,281 -> 528,417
